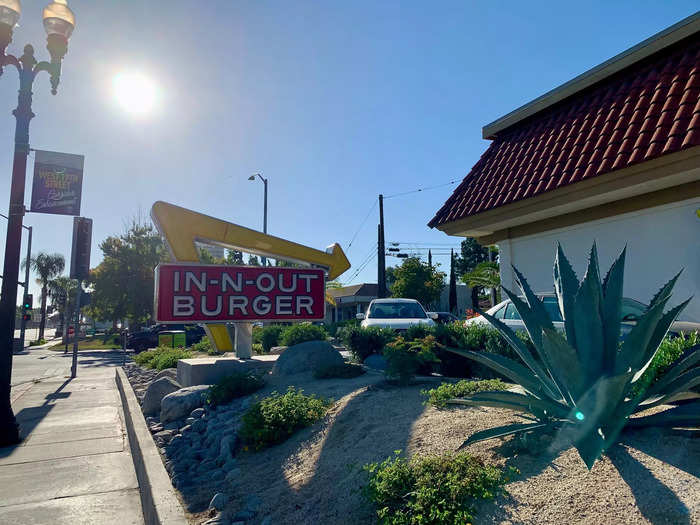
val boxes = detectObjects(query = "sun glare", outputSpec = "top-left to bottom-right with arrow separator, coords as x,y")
113,71 -> 159,116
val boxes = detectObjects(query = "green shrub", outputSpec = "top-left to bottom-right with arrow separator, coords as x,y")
363,451 -> 513,525
342,325 -> 395,361
240,387 -> 332,451
206,372 -> 265,407
313,362 -> 366,379
252,324 -> 263,344
279,323 -> 327,347
630,331 -> 700,397
404,323 -> 433,341
189,336 -> 219,355
384,336 -> 440,385
260,325 -> 285,353
29,338 -> 47,346
325,319 -> 359,338
252,343 -> 264,354
422,379 -> 509,408
133,346 -> 192,370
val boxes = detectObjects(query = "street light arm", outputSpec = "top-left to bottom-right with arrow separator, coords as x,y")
0,53 -> 20,75
33,59 -> 60,94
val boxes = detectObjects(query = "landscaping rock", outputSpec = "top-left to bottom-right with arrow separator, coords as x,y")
272,340 -> 344,376
192,418 -> 207,433
154,368 -> 178,382
209,492 -> 229,511
190,407 -> 206,418
364,353 -> 388,371
153,429 -> 176,447
141,377 -> 181,416
160,385 -> 210,423
203,512 -> 228,525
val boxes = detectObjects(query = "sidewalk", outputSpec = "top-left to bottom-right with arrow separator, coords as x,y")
0,348 -> 144,524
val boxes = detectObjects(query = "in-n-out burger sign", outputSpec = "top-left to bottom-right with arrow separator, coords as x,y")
155,264 -> 325,322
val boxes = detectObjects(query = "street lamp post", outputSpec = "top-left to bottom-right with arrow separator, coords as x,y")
0,212 -> 31,351
0,0 -> 75,447
248,173 -> 268,266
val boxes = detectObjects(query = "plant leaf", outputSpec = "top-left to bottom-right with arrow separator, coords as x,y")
616,293 -> 672,376
601,247 -> 626,372
635,367 -> 700,411
448,391 -> 570,419
553,243 -> 579,349
626,401 -> 700,428
458,422 -> 553,449
446,348 -> 562,402
645,344 -> 700,397
630,298 -> 692,383
572,244 -> 605,384
511,265 -> 556,334
540,328 -> 583,404
470,308 -> 559,399
647,270 -> 683,311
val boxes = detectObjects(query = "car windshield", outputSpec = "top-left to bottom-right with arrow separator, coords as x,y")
368,302 -> 427,319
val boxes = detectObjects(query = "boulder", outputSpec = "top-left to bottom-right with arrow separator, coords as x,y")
160,385 -> 210,423
364,354 -> 388,371
142,377 -> 181,416
209,492 -> 229,511
154,368 -> 178,382
271,340 -> 344,376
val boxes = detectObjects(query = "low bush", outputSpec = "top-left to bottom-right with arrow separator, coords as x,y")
630,331 -> 700,397
252,324 -> 263,344
189,336 -> 219,355
260,325 -> 285,353
325,319 -> 359,338
363,451 -> 514,525
206,372 -> 265,407
404,323 -> 433,341
252,343 -> 264,354
313,362 -> 366,379
133,346 -> 192,370
422,378 -> 510,408
384,336 -> 440,385
342,325 -> 395,361
279,323 -> 327,347
29,338 -> 47,346
240,387 -> 332,451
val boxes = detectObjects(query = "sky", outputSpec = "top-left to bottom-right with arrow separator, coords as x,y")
0,1 -> 697,302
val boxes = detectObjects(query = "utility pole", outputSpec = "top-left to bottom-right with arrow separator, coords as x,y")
377,194 -> 386,298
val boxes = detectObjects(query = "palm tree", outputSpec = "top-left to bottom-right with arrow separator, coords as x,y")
47,276 -> 77,343
23,252 -> 65,340
462,261 -> 500,307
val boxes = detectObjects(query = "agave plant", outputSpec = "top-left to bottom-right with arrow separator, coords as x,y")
447,243 -> 699,469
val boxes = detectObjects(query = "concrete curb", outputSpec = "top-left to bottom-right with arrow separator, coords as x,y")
116,367 -> 188,525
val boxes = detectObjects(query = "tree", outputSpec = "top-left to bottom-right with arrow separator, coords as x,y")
23,252 -> 65,340
449,249 -> 457,314
247,255 -> 261,266
225,249 -> 244,265
385,266 -> 397,290
454,238 -> 498,309
198,247 -> 224,264
89,219 -> 166,330
462,261 -> 500,307
390,257 -> 445,307
47,276 -> 78,343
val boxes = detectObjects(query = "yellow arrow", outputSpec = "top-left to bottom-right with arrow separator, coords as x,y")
151,201 -> 351,280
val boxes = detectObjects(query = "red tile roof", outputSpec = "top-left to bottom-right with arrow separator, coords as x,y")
429,35 -> 700,229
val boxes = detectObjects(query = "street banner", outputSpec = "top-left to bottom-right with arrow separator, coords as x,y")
30,150 -> 84,216
155,264 -> 326,323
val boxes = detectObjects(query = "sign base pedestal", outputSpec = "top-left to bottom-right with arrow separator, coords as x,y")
234,323 -> 252,359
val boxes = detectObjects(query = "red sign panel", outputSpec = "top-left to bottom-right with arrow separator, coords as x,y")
155,264 -> 326,323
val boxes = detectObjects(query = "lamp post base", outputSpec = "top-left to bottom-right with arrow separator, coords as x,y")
0,409 -> 20,447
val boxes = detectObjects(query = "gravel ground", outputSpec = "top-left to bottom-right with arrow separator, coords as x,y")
125,362 -> 700,524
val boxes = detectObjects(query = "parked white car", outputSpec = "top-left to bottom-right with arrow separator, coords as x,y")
357,298 -> 437,331
466,293 -> 700,337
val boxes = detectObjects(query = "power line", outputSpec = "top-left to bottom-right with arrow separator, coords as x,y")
340,243 -> 377,285
383,179 -> 461,200
346,199 -> 377,250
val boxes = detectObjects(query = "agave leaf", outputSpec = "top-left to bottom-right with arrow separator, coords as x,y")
601,247 -> 626,371
470,308 -> 559,398
630,298 -> 692,383
553,243 -> 579,348
626,400 -> 700,428
616,294 -> 672,376
574,430 -> 606,470
511,265 -> 556,334
540,328 -> 584,403
572,245 -> 605,383
645,344 -> 700,397
635,368 -> 700,411
446,348 -> 562,402
458,422 -> 554,449
448,391 -> 570,419
647,270 -> 683,311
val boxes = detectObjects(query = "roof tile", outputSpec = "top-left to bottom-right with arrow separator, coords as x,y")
429,36 -> 700,229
